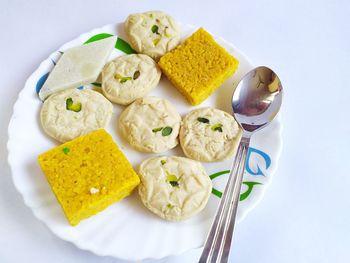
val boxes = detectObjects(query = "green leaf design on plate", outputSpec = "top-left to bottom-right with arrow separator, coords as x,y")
209,170 -> 262,201
115,37 -> 136,54
84,33 -> 114,44
211,188 -> 222,198
209,170 -> 230,180
83,33 -> 136,54
239,182 -> 262,201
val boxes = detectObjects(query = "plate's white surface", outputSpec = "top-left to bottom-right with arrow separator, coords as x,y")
7,23 -> 282,261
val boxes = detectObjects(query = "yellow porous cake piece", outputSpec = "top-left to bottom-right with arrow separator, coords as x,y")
38,129 -> 140,226
158,28 -> 239,105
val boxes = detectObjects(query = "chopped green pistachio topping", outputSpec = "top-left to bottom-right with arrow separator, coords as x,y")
151,25 -> 160,34
133,70 -> 140,80
66,98 -> 82,112
120,77 -> 132,83
167,203 -> 174,209
161,160 -> 166,165
166,172 -> 179,187
152,127 -> 163,133
197,117 -> 210,124
169,181 -> 179,187
152,126 -> 172,136
163,26 -> 171,37
153,38 -> 161,46
114,73 -> 123,80
115,74 -> 132,83
162,126 -> 172,136
63,147 -> 70,155
211,123 -> 223,132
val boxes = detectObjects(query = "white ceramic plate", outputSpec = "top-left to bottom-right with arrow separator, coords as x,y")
7,23 -> 282,261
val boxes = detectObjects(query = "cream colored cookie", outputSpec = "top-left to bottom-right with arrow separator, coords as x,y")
119,97 -> 181,153
138,156 -> 212,221
101,54 -> 161,105
180,107 -> 242,162
124,11 -> 181,60
41,88 -> 113,142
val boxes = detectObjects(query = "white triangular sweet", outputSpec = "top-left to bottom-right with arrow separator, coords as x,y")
39,36 -> 117,100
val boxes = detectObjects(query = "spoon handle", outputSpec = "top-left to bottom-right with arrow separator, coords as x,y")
199,137 -> 250,263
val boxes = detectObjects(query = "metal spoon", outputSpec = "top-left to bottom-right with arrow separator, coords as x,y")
199,66 -> 283,263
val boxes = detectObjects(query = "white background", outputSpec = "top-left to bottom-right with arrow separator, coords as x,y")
1,0 -> 349,262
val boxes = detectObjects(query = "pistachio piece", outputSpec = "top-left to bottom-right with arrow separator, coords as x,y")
211,123 -> 223,132
153,37 -> 161,46
114,74 -> 132,83
62,147 -> 70,155
133,70 -> 140,80
66,98 -> 82,112
161,126 -> 172,136
152,127 -> 163,133
120,77 -> 132,83
166,172 -> 179,187
197,117 -> 210,124
151,25 -> 160,35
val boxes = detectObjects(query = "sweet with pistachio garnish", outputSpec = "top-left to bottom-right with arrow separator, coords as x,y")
180,107 -> 242,162
124,11 -> 181,60
40,88 -> 113,143
102,54 -> 161,105
138,156 -> 212,221
119,97 -> 181,153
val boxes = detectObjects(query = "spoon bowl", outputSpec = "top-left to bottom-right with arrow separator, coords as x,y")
232,66 -> 283,134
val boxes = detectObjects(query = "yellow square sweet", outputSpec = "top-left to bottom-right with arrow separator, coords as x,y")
158,28 -> 239,105
38,129 -> 140,226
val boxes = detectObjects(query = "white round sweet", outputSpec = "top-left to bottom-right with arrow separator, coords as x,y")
180,107 -> 242,162
101,54 -> 161,105
138,156 -> 212,221
119,97 -> 181,153
41,88 -> 113,142
124,11 -> 181,60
